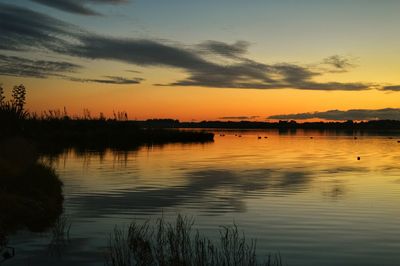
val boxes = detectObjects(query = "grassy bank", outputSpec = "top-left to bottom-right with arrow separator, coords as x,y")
0,137 -> 63,234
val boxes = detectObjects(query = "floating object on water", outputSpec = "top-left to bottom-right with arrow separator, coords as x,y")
354,137 -> 358,139
357,156 -> 361,160
310,137 -> 313,139
258,136 -> 261,139
238,135 -> 242,137
264,136 -> 268,139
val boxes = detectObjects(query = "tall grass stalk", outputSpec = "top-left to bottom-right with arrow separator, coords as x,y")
48,214 -> 72,256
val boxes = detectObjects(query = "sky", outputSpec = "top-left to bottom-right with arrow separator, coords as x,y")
1,0 -> 400,121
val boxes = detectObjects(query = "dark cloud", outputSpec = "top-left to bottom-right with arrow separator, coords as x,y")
166,60 -> 369,91
268,108 -> 400,121
0,55 -> 142,85
31,0 -> 128,16
219,116 -> 260,120
197,40 -> 250,58
0,3 -> 79,51
0,4 -> 375,91
381,85 -> 400,91
69,76 -> 143,84
67,35 -> 210,69
322,55 -> 355,73
126,70 -> 142,74
0,55 -> 80,78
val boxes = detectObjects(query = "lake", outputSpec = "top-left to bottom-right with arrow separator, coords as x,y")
7,130 -> 400,265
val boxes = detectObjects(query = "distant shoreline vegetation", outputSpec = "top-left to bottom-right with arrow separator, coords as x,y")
147,119 -> 400,133
0,85 -> 214,155
2,83 -> 400,152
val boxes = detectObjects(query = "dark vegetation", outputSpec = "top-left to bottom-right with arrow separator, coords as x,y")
139,119 -> 400,134
24,119 -> 214,154
47,214 -> 72,257
0,85 -> 64,263
0,139 -> 63,233
0,84 -> 213,263
1,85 -> 214,156
0,85 -> 63,232
105,215 -> 282,266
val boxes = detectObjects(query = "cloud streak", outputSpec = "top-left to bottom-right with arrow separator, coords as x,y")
381,85 -> 400,91
268,108 -> 400,121
196,40 -> 250,58
69,76 -> 143,84
219,116 -> 260,120
31,0 -> 129,16
0,3 -> 79,51
0,55 -> 80,78
0,55 -> 140,85
0,4 -> 378,91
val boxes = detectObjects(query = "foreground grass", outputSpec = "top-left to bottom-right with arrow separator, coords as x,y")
105,215 -> 283,266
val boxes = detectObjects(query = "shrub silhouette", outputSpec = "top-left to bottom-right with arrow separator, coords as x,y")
0,84 -> 29,137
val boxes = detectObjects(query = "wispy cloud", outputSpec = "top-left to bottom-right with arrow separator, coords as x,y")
0,55 -> 80,78
31,0 -> 129,16
268,108 -> 400,121
0,4 -> 379,91
322,55 -> 356,73
0,3 -> 79,51
69,76 -> 143,84
196,40 -> 250,58
380,85 -> 400,91
219,116 -> 260,120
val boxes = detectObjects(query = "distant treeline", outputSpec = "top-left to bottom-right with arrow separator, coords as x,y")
123,119 -> 400,133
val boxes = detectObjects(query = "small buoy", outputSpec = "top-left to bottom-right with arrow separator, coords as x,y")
397,140 -> 400,143
310,137 -> 313,139
357,156 -> 360,160
354,137 -> 357,139
258,136 -> 261,139
238,135 -> 242,137
264,136 -> 268,139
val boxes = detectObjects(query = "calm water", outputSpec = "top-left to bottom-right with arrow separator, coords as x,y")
7,130 -> 400,265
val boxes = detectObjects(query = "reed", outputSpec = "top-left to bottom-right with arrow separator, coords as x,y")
105,215 -> 282,266
48,214 -> 72,256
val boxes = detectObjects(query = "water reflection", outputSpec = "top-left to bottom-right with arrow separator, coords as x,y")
7,131 -> 400,266
68,168 -> 313,216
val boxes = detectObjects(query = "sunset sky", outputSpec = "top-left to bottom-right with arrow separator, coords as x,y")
1,0 -> 400,121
